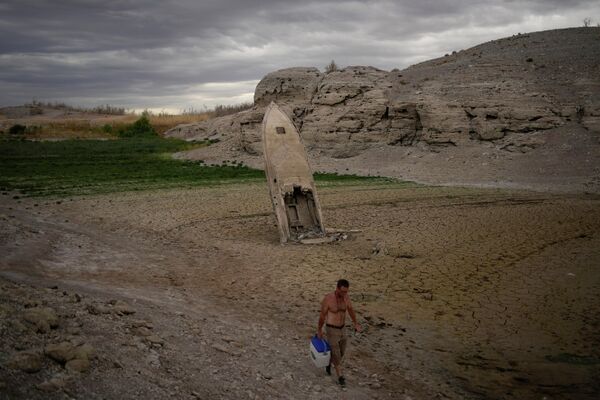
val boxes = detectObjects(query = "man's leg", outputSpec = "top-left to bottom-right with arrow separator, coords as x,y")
336,332 -> 348,385
326,328 -> 343,378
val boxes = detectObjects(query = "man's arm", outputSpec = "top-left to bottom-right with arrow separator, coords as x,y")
317,298 -> 328,338
347,298 -> 362,332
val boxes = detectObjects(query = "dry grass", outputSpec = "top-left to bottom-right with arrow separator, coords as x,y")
147,113 -> 212,134
0,114 -> 213,139
1,102 -> 251,138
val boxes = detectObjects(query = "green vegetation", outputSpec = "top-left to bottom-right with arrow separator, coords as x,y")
0,135 -> 401,198
117,112 -> 157,138
0,116 -> 402,197
8,124 -> 26,135
0,137 -> 263,197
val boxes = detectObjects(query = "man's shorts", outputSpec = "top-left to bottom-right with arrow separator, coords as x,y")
326,325 -> 347,366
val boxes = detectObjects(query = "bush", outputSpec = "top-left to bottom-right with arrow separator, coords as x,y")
9,124 -> 26,135
117,112 -> 157,138
324,60 -> 338,74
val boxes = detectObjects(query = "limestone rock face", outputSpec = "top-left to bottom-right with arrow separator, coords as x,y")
254,67 -> 321,107
164,28 -> 599,161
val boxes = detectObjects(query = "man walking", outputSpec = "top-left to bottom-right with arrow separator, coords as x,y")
317,279 -> 362,387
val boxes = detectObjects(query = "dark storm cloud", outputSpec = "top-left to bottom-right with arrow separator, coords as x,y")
1,0 -> 599,111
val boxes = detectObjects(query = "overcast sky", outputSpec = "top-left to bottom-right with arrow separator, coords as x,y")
1,0 -> 598,113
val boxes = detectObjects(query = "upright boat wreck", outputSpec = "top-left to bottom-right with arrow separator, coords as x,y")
262,102 -> 326,243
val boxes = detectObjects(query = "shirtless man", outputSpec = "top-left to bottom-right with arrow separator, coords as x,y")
317,279 -> 362,387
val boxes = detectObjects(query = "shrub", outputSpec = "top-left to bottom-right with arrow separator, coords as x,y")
117,112 -> 157,138
9,124 -> 26,135
325,60 -> 338,74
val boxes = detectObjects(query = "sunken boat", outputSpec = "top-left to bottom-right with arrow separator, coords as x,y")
262,102 -> 326,243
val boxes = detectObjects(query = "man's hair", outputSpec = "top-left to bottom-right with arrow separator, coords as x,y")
337,279 -> 350,288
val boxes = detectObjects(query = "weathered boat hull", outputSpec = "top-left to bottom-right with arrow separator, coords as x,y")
262,102 -> 325,243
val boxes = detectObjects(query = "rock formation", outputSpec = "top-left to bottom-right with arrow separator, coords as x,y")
164,27 -> 600,192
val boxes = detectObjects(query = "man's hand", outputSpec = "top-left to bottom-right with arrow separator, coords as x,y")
317,329 -> 324,339
354,322 -> 362,333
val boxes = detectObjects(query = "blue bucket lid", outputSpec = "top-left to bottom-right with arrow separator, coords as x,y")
311,335 -> 331,352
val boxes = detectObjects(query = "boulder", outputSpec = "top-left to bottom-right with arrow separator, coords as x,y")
87,303 -> 111,315
113,300 -> 136,315
6,350 -> 43,373
45,342 -> 76,363
72,343 -> 96,361
65,358 -> 90,373
22,307 -> 59,333
254,67 -> 322,107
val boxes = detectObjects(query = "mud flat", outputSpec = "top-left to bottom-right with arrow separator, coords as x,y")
1,182 -> 599,399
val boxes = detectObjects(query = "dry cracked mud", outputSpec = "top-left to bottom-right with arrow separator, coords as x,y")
1,182 -> 599,399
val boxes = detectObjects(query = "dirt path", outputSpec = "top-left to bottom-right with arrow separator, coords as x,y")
1,183 -> 599,399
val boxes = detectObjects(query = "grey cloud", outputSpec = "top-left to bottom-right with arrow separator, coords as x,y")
1,0 -> 599,110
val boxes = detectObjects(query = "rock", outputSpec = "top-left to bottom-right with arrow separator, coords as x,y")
69,293 -> 82,303
113,300 -> 136,315
66,326 -> 81,335
36,374 -> 68,392
65,358 -> 90,373
133,326 -> 153,337
45,342 -> 76,363
211,344 -> 241,356
22,307 -> 59,333
6,350 -> 43,373
87,303 -> 111,315
161,29 -> 600,194
8,319 -> 28,334
130,319 -> 153,329
72,344 -> 96,360
254,67 -> 322,107
145,335 -> 165,346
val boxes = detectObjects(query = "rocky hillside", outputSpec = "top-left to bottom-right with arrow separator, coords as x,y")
165,27 -> 600,192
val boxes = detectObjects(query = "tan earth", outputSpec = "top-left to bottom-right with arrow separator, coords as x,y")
1,181 -> 599,399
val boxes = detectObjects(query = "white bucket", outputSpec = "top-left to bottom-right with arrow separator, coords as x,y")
310,337 -> 331,368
